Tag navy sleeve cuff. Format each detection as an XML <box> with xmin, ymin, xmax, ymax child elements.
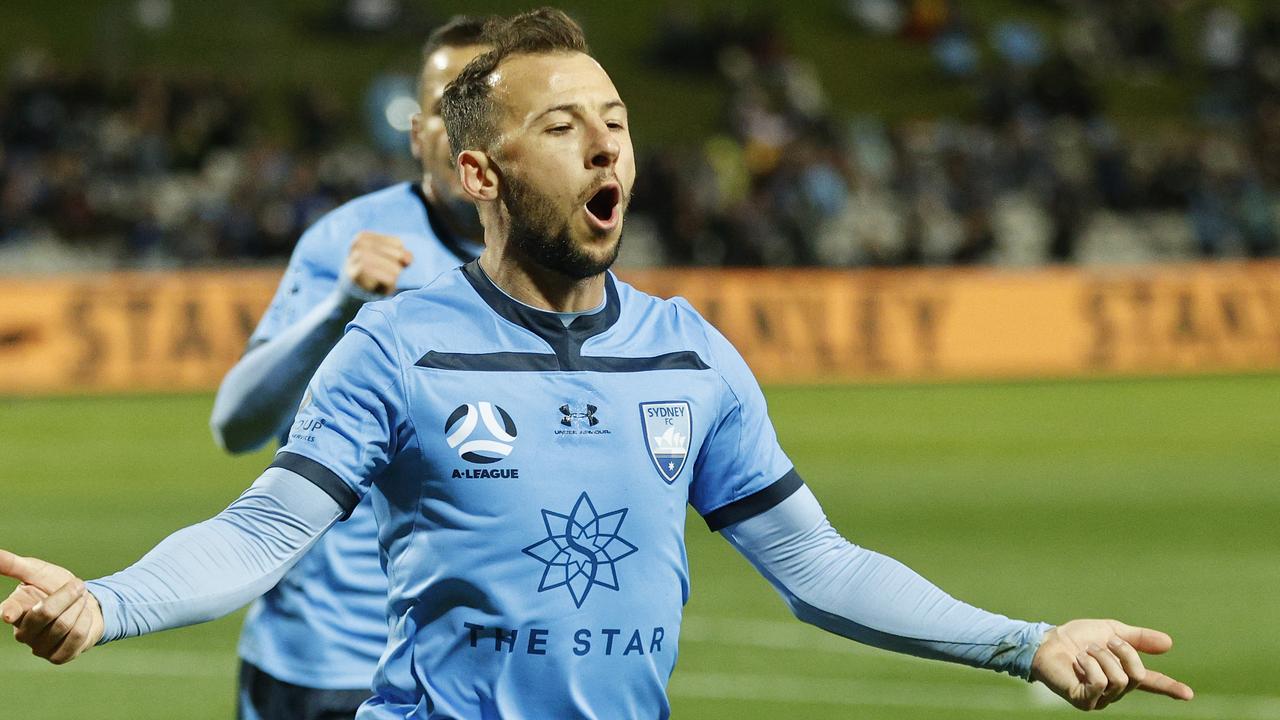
<box><xmin>703</xmin><ymin>468</ymin><xmax>804</xmax><ymax>532</ymax></box>
<box><xmin>269</xmin><ymin>451</ymin><xmax>361</xmax><ymax>520</ymax></box>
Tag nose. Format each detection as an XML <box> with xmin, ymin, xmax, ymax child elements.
<box><xmin>586</xmin><ymin>119</ymin><xmax>619</xmax><ymax>169</ymax></box>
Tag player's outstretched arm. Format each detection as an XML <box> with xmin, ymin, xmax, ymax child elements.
<box><xmin>0</xmin><ymin>468</ymin><xmax>343</xmax><ymax>664</ymax></box>
<box><xmin>1030</xmin><ymin>619</ymin><xmax>1193</xmax><ymax>711</ymax></box>
<box><xmin>210</xmin><ymin>231</ymin><xmax>412</xmax><ymax>453</ymax></box>
<box><xmin>720</xmin><ymin>484</ymin><xmax>1192</xmax><ymax>711</ymax></box>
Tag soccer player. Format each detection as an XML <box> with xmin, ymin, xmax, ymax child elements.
<box><xmin>1</xmin><ymin>8</ymin><xmax>1193</xmax><ymax>718</ymax></box>
<box><xmin>207</xmin><ymin>15</ymin><xmax>489</xmax><ymax>720</ymax></box>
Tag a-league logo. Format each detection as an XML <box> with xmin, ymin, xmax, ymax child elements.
<box><xmin>445</xmin><ymin>402</ymin><xmax>518</xmax><ymax>464</ymax></box>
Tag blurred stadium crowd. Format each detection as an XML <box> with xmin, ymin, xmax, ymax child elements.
<box><xmin>0</xmin><ymin>52</ymin><xmax>408</xmax><ymax>270</ymax></box>
<box><xmin>3</xmin><ymin>0</ymin><xmax>1280</xmax><ymax>271</ymax></box>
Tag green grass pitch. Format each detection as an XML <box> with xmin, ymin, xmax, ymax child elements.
<box><xmin>1</xmin><ymin>375</ymin><xmax>1276</xmax><ymax>719</ymax></box>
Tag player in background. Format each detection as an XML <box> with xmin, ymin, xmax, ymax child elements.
<box><xmin>206</xmin><ymin>15</ymin><xmax>490</xmax><ymax>720</ymax></box>
<box><xmin>1</xmin><ymin>8</ymin><xmax>1193</xmax><ymax>719</ymax></box>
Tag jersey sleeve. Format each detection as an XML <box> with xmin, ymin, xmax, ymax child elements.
<box><xmin>268</xmin><ymin>305</ymin><xmax>407</xmax><ymax>519</ymax></box>
<box><xmin>688</xmin><ymin>318</ymin><xmax>800</xmax><ymax>531</ymax></box>
<box><xmin>248</xmin><ymin>216</ymin><xmax>348</xmax><ymax>347</ymax></box>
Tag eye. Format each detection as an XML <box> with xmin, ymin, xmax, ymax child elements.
<box><xmin>607</xmin><ymin>121</ymin><xmax>626</xmax><ymax>131</ymax></box>
<box><xmin>546</xmin><ymin>124</ymin><xmax>572</xmax><ymax>135</ymax></box>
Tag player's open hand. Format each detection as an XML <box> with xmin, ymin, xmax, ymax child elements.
<box><xmin>0</xmin><ymin>549</ymin><xmax>103</xmax><ymax>664</ymax></box>
<box><xmin>1031</xmin><ymin>618</ymin><xmax>1193</xmax><ymax>711</ymax></box>
<box><xmin>345</xmin><ymin>231</ymin><xmax>414</xmax><ymax>296</ymax></box>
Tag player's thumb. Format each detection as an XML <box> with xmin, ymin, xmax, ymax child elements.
<box><xmin>0</xmin><ymin>550</ymin><xmax>72</xmax><ymax>593</ymax></box>
<box><xmin>400</xmin><ymin>249</ymin><xmax>414</xmax><ymax>267</ymax></box>
<box><xmin>1115</xmin><ymin>623</ymin><xmax>1174</xmax><ymax>654</ymax></box>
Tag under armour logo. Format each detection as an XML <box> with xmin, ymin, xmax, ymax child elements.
<box><xmin>560</xmin><ymin>403</ymin><xmax>599</xmax><ymax>427</ymax></box>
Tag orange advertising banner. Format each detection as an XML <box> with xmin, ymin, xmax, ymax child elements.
<box><xmin>0</xmin><ymin>269</ymin><xmax>279</xmax><ymax>394</ymax></box>
<box><xmin>1</xmin><ymin>262</ymin><xmax>1278</xmax><ymax>394</ymax></box>
<box><xmin>624</xmin><ymin>262</ymin><xmax>1280</xmax><ymax>382</ymax></box>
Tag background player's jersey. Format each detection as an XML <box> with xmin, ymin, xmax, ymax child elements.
<box><xmin>274</xmin><ymin>262</ymin><xmax>797</xmax><ymax>718</ymax></box>
<box><xmin>237</xmin><ymin>182</ymin><xmax>478</xmax><ymax>690</ymax></box>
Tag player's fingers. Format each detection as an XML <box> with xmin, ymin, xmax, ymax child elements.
<box><xmin>353</xmin><ymin>229</ymin><xmax>399</xmax><ymax>244</ymax></box>
<box><xmin>1111</xmin><ymin>623</ymin><xmax>1173</xmax><ymax>655</ymax></box>
<box><xmin>351</xmin><ymin>230</ymin><xmax>389</xmax><ymax>249</ymax></box>
<box><xmin>0</xmin><ymin>550</ymin><xmax>70</xmax><ymax>592</ymax></box>
<box><xmin>363</xmin><ymin>241</ymin><xmax>408</xmax><ymax>265</ymax></box>
<box><xmin>360</xmin><ymin>235</ymin><xmax>412</xmax><ymax>269</ymax></box>
<box><xmin>367</xmin><ymin>272</ymin><xmax>401</xmax><ymax>296</ymax></box>
<box><xmin>1071</xmin><ymin>655</ymin><xmax>1086</xmax><ymax>683</ymax></box>
<box><xmin>1067</xmin><ymin>657</ymin><xmax>1090</xmax><ymax>709</ymax></box>
<box><xmin>7</xmin><ymin>584</ymin><xmax>45</xmax><ymax>617</ymax></box>
<box><xmin>43</xmin><ymin>598</ymin><xmax>93</xmax><ymax>664</ymax></box>
<box><xmin>373</xmin><ymin>239</ymin><xmax>410</xmax><ymax>264</ymax></box>
<box><xmin>30</xmin><ymin>595</ymin><xmax>86</xmax><ymax>661</ymax></box>
<box><xmin>350</xmin><ymin>271</ymin><xmax>398</xmax><ymax>296</ymax></box>
<box><xmin>1107</xmin><ymin>637</ymin><xmax>1147</xmax><ymax>696</ymax></box>
<box><xmin>15</xmin><ymin>578</ymin><xmax>83</xmax><ymax>642</ymax></box>
<box><xmin>349</xmin><ymin>246</ymin><xmax>400</xmax><ymax>274</ymax></box>
<box><xmin>1</xmin><ymin>584</ymin><xmax>46</xmax><ymax>624</ymax></box>
<box><xmin>1136</xmin><ymin>670</ymin><xmax>1195</xmax><ymax>701</ymax></box>
<box><xmin>1076</xmin><ymin>650</ymin><xmax>1108</xmax><ymax>710</ymax></box>
<box><xmin>355</xmin><ymin>232</ymin><xmax>407</xmax><ymax>259</ymax></box>
<box><xmin>369</xmin><ymin>253</ymin><xmax>408</xmax><ymax>278</ymax></box>
<box><xmin>355</xmin><ymin>253</ymin><xmax>404</xmax><ymax>284</ymax></box>
<box><xmin>349</xmin><ymin>244</ymin><xmax>404</xmax><ymax>271</ymax></box>
<box><xmin>0</xmin><ymin>549</ymin><xmax>28</xmax><ymax>581</ymax></box>
<box><xmin>1086</xmin><ymin>642</ymin><xmax>1130</xmax><ymax>704</ymax></box>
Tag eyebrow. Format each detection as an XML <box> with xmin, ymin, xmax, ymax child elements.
<box><xmin>533</xmin><ymin>100</ymin><xmax>627</xmax><ymax>122</ymax></box>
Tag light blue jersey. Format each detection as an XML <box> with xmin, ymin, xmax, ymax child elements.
<box><xmin>238</xmin><ymin>182</ymin><xmax>479</xmax><ymax>690</ymax></box>
<box><xmin>272</xmin><ymin>262</ymin><xmax>798</xmax><ymax>718</ymax></box>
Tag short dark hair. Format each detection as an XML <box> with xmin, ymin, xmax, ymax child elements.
<box><xmin>417</xmin><ymin>15</ymin><xmax>491</xmax><ymax>101</ymax></box>
<box><xmin>440</xmin><ymin>7</ymin><xmax>590</xmax><ymax>161</ymax></box>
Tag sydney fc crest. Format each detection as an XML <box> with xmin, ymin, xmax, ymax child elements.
<box><xmin>639</xmin><ymin>401</ymin><xmax>691</xmax><ymax>484</ymax></box>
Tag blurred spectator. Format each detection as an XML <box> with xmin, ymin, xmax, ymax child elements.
<box><xmin>901</xmin><ymin>0</ymin><xmax>951</xmax><ymax>43</ymax></box>
<box><xmin>632</xmin><ymin>0</ymin><xmax>1280</xmax><ymax>267</ymax></box>
<box><xmin>4</xmin><ymin>1</ymin><xmax>1280</xmax><ymax>271</ymax></box>
<box><xmin>0</xmin><ymin>46</ymin><xmax>412</xmax><ymax>268</ymax></box>
<box><xmin>339</xmin><ymin>0</ymin><xmax>403</xmax><ymax>33</ymax></box>
<box><xmin>846</xmin><ymin>0</ymin><xmax>904</xmax><ymax>36</ymax></box>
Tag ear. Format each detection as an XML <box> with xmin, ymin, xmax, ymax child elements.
<box><xmin>408</xmin><ymin>113</ymin><xmax>424</xmax><ymax>160</ymax></box>
<box><xmin>458</xmin><ymin>150</ymin><xmax>500</xmax><ymax>202</ymax></box>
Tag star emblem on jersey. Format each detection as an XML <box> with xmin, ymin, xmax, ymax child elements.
<box><xmin>522</xmin><ymin>492</ymin><xmax>638</xmax><ymax>608</ymax></box>
<box><xmin>638</xmin><ymin>401</ymin><xmax>691</xmax><ymax>484</ymax></box>
<box><xmin>445</xmin><ymin>402</ymin><xmax>518</xmax><ymax>464</ymax></box>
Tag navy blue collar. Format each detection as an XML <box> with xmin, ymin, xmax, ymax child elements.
<box><xmin>460</xmin><ymin>260</ymin><xmax>621</xmax><ymax>366</ymax></box>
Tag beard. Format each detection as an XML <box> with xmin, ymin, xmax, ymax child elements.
<box><xmin>499</xmin><ymin>170</ymin><xmax>623</xmax><ymax>281</ymax></box>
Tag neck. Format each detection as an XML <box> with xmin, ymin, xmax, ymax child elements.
<box><xmin>477</xmin><ymin>245</ymin><xmax>606</xmax><ymax>313</ymax></box>
<box><xmin>419</xmin><ymin>177</ymin><xmax>478</xmax><ymax>243</ymax></box>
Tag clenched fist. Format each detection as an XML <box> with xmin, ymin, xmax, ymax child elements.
<box><xmin>344</xmin><ymin>231</ymin><xmax>414</xmax><ymax>296</ymax></box>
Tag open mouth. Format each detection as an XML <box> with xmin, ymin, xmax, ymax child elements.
<box><xmin>583</xmin><ymin>183</ymin><xmax>621</xmax><ymax>231</ymax></box>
